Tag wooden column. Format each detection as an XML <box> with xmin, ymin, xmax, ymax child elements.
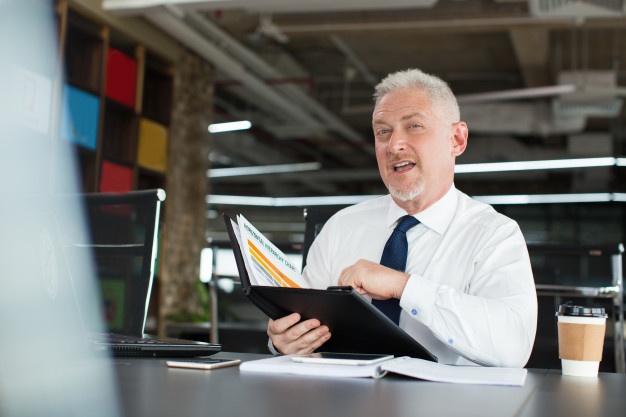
<box><xmin>158</xmin><ymin>49</ymin><xmax>213</xmax><ymax>336</ymax></box>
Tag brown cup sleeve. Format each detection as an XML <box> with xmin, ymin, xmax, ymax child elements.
<box><xmin>558</xmin><ymin>322</ymin><xmax>606</xmax><ymax>361</ymax></box>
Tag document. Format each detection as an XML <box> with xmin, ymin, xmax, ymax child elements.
<box><xmin>233</xmin><ymin>215</ymin><xmax>308</xmax><ymax>288</ymax></box>
<box><xmin>239</xmin><ymin>355</ymin><xmax>528</xmax><ymax>387</ymax></box>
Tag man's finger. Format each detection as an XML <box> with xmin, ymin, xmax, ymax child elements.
<box><xmin>268</xmin><ymin>313</ymin><xmax>301</xmax><ymax>335</ymax></box>
<box><xmin>295</xmin><ymin>328</ymin><xmax>331</xmax><ymax>354</ymax></box>
<box><xmin>286</xmin><ymin>319</ymin><xmax>322</xmax><ymax>341</ymax></box>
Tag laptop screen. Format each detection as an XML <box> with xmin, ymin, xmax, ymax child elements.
<box><xmin>62</xmin><ymin>190</ymin><xmax>164</xmax><ymax>336</ymax></box>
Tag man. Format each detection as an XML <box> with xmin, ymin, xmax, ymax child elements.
<box><xmin>267</xmin><ymin>68</ymin><xmax>537</xmax><ymax>367</ymax></box>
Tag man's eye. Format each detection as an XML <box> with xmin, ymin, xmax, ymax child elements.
<box><xmin>377</xmin><ymin>129</ymin><xmax>390</xmax><ymax>135</ymax></box>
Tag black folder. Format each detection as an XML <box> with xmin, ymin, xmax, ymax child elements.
<box><xmin>223</xmin><ymin>214</ymin><xmax>437</xmax><ymax>361</ymax></box>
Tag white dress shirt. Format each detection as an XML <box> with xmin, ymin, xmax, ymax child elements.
<box><xmin>303</xmin><ymin>185</ymin><xmax>537</xmax><ymax>367</ymax></box>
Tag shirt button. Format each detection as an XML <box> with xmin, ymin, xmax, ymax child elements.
<box><xmin>411</xmin><ymin>308</ymin><xmax>418</xmax><ymax>316</ymax></box>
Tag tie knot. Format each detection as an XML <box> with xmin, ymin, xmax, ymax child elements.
<box><xmin>395</xmin><ymin>215</ymin><xmax>419</xmax><ymax>233</ymax></box>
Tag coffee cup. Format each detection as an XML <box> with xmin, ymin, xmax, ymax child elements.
<box><xmin>556</xmin><ymin>303</ymin><xmax>607</xmax><ymax>377</ymax></box>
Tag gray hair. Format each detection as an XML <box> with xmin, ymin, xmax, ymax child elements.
<box><xmin>373</xmin><ymin>68</ymin><xmax>460</xmax><ymax>122</ymax></box>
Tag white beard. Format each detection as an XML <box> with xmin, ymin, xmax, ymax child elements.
<box><xmin>388</xmin><ymin>182</ymin><xmax>425</xmax><ymax>202</ymax></box>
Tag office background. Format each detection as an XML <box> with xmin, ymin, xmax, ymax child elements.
<box><xmin>56</xmin><ymin>0</ymin><xmax>625</xmax><ymax>370</ymax></box>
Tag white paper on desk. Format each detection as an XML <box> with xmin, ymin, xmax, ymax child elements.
<box><xmin>380</xmin><ymin>357</ymin><xmax>528</xmax><ymax>387</ymax></box>
<box><xmin>240</xmin><ymin>355</ymin><xmax>527</xmax><ymax>386</ymax></box>
<box><xmin>239</xmin><ymin>354</ymin><xmax>388</xmax><ymax>378</ymax></box>
<box><xmin>236</xmin><ymin>214</ymin><xmax>308</xmax><ymax>288</ymax></box>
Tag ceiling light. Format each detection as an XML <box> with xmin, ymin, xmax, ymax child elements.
<box><xmin>208</xmin><ymin>120</ymin><xmax>251</xmax><ymax>133</ymax></box>
<box><xmin>208</xmin><ymin>162</ymin><xmax>321</xmax><ymax>178</ymax></box>
<box><xmin>207</xmin><ymin>192</ymin><xmax>626</xmax><ymax>207</ymax></box>
<box><xmin>455</xmin><ymin>157</ymin><xmax>618</xmax><ymax>174</ymax></box>
<box><xmin>206</xmin><ymin>194</ymin><xmax>378</xmax><ymax>207</ymax></box>
<box><xmin>473</xmin><ymin>193</ymin><xmax>615</xmax><ymax>205</ymax></box>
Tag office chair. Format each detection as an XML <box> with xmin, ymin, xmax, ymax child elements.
<box><xmin>302</xmin><ymin>208</ymin><xmax>334</xmax><ymax>270</ymax></box>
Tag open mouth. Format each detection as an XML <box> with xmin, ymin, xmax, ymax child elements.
<box><xmin>393</xmin><ymin>161</ymin><xmax>415</xmax><ymax>172</ymax></box>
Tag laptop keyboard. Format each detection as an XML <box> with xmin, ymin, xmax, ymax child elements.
<box><xmin>95</xmin><ymin>333</ymin><xmax>167</xmax><ymax>344</ymax></box>
<box><xmin>89</xmin><ymin>332</ymin><xmax>221</xmax><ymax>357</ymax></box>
<box><xmin>113</xmin><ymin>334</ymin><xmax>166</xmax><ymax>344</ymax></box>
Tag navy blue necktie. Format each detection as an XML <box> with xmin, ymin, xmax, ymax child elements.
<box><xmin>372</xmin><ymin>215</ymin><xmax>420</xmax><ymax>324</ymax></box>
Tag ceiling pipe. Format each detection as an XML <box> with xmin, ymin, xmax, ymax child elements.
<box><xmin>277</xmin><ymin>16</ymin><xmax>584</xmax><ymax>34</ymax></box>
<box><xmin>147</xmin><ymin>6</ymin><xmax>326</xmax><ymax>132</ymax></box>
<box><xmin>182</xmin><ymin>9</ymin><xmax>368</xmax><ymax>147</ymax></box>
<box><xmin>457</xmin><ymin>84</ymin><xmax>577</xmax><ymax>104</ymax></box>
<box><xmin>329</xmin><ymin>35</ymin><xmax>378</xmax><ymax>86</ymax></box>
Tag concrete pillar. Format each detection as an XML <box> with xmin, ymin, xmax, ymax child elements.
<box><xmin>158</xmin><ymin>49</ymin><xmax>213</xmax><ymax>336</ymax></box>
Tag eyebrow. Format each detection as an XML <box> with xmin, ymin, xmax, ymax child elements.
<box><xmin>373</xmin><ymin>112</ymin><xmax>424</xmax><ymax>125</ymax></box>
<box><xmin>401</xmin><ymin>112</ymin><xmax>423</xmax><ymax>121</ymax></box>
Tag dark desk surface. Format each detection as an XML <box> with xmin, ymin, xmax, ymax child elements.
<box><xmin>111</xmin><ymin>352</ymin><xmax>626</xmax><ymax>417</ymax></box>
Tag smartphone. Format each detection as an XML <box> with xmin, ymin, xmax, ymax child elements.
<box><xmin>166</xmin><ymin>358</ymin><xmax>241</xmax><ymax>370</ymax></box>
<box><xmin>291</xmin><ymin>352</ymin><xmax>393</xmax><ymax>366</ymax></box>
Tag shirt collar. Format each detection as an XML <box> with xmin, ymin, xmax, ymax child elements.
<box><xmin>386</xmin><ymin>184</ymin><xmax>457</xmax><ymax>235</ymax></box>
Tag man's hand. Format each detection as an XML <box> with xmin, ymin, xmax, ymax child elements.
<box><xmin>338</xmin><ymin>259</ymin><xmax>410</xmax><ymax>300</ymax></box>
<box><xmin>267</xmin><ymin>313</ymin><xmax>331</xmax><ymax>355</ymax></box>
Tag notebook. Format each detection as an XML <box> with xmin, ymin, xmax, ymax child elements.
<box><xmin>57</xmin><ymin>190</ymin><xmax>220</xmax><ymax>357</ymax></box>
<box><xmin>223</xmin><ymin>213</ymin><xmax>436</xmax><ymax>361</ymax></box>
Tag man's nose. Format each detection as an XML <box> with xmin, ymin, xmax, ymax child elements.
<box><xmin>387</xmin><ymin>130</ymin><xmax>407</xmax><ymax>152</ymax></box>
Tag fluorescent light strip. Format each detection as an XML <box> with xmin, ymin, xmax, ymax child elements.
<box><xmin>473</xmin><ymin>193</ymin><xmax>614</xmax><ymax>205</ymax></box>
<box><xmin>208</xmin><ymin>193</ymin><xmax>626</xmax><ymax>207</ymax></box>
<box><xmin>455</xmin><ymin>157</ymin><xmax>617</xmax><ymax>174</ymax></box>
<box><xmin>208</xmin><ymin>162</ymin><xmax>321</xmax><ymax>178</ymax></box>
<box><xmin>208</xmin><ymin>120</ymin><xmax>251</xmax><ymax>133</ymax></box>
<box><xmin>206</xmin><ymin>194</ymin><xmax>379</xmax><ymax>207</ymax></box>
<box><xmin>208</xmin><ymin>157</ymin><xmax>626</xmax><ymax>177</ymax></box>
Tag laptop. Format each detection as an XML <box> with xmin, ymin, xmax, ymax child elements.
<box><xmin>60</xmin><ymin>189</ymin><xmax>220</xmax><ymax>357</ymax></box>
<box><xmin>223</xmin><ymin>213</ymin><xmax>436</xmax><ymax>361</ymax></box>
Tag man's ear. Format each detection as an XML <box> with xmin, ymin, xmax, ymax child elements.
<box><xmin>451</xmin><ymin>121</ymin><xmax>468</xmax><ymax>157</ymax></box>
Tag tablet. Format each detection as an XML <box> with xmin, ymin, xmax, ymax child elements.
<box><xmin>291</xmin><ymin>352</ymin><xmax>393</xmax><ymax>366</ymax></box>
<box><xmin>223</xmin><ymin>213</ymin><xmax>437</xmax><ymax>361</ymax></box>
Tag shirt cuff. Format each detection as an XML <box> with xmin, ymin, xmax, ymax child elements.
<box><xmin>399</xmin><ymin>274</ymin><xmax>438</xmax><ymax>325</ymax></box>
<box><xmin>267</xmin><ymin>338</ymin><xmax>281</xmax><ymax>355</ymax></box>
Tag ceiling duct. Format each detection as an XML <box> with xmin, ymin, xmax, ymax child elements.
<box><xmin>461</xmin><ymin>102</ymin><xmax>587</xmax><ymax>136</ymax></box>
<box><xmin>552</xmin><ymin>71</ymin><xmax>624</xmax><ymax>118</ymax></box>
<box><xmin>553</xmin><ymin>98</ymin><xmax>623</xmax><ymax>118</ymax></box>
<box><xmin>529</xmin><ymin>0</ymin><xmax>626</xmax><ymax>17</ymax></box>
<box><xmin>458</xmin><ymin>69</ymin><xmax>625</xmax><ymax>135</ymax></box>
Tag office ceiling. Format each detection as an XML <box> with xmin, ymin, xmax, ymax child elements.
<box><xmin>104</xmin><ymin>0</ymin><xmax>626</xmax><ymax>239</ymax></box>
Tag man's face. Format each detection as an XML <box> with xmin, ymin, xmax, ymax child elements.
<box><xmin>372</xmin><ymin>87</ymin><xmax>467</xmax><ymax>209</ymax></box>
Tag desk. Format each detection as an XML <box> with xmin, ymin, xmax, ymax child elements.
<box><xmin>165</xmin><ymin>321</ymin><xmax>269</xmax><ymax>353</ymax></box>
<box><xmin>112</xmin><ymin>352</ymin><xmax>626</xmax><ymax>417</ymax></box>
